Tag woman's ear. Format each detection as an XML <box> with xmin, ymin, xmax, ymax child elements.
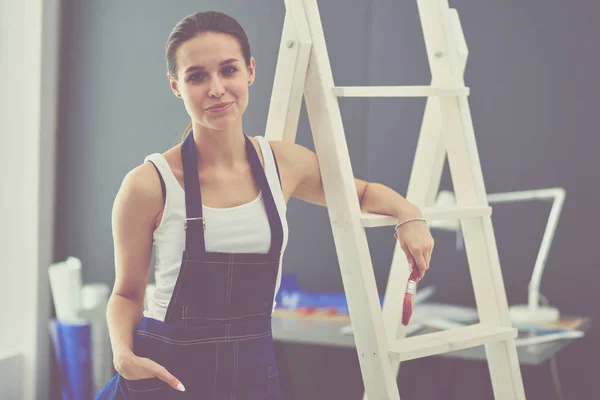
<box><xmin>168</xmin><ymin>73</ymin><xmax>182</xmax><ymax>98</ymax></box>
<box><xmin>247</xmin><ymin>57</ymin><xmax>256</xmax><ymax>86</ymax></box>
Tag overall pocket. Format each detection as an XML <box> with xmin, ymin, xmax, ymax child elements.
<box><xmin>121</xmin><ymin>376</ymin><xmax>168</xmax><ymax>400</ymax></box>
<box><xmin>121</xmin><ymin>328</ymin><xmax>177</xmax><ymax>399</ymax></box>
<box><xmin>235</xmin><ymin>334</ymin><xmax>279</xmax><ymax>398</ymax></box>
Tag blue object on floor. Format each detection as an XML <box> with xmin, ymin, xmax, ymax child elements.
<box><xmin>275</xmin><ymin>273</ymin><xmax>384</xmax><ymax>313</ymax></box>
<box><xmin>49</xmin><ymin>319</ymin><xmax>94</xmax><ymax>400</ymax></box>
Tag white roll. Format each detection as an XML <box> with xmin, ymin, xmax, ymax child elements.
<box><xmin>48</xmin><ymin>257</ymin><xmax>83</xmax><ymax>322</ymax></box>
<box><xmin>80</xmin><ymin>283</ymin><xmax>112</xmax><ymax>393</ymax></box>
<box><xmin>81</xmin><ymin>283</ymin><xmax>110</xmax><ymax>310</ymax></box>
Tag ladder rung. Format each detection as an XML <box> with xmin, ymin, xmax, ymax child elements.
<box><xmin>332</xmin><ymin>85</ymin><xmax>469</xmax><ymax>98</ymax></box>
<box><xmin>360</xmin><ymin>205</ymin><xmax>491</xmax><ymax>228</ymax></box>
<box><xmin>388</xmin><ymin>323</ymin><xmax>517</xmax><ymax>362</ymax></box>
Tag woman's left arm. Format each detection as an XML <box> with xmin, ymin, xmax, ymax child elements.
<box><xmin>270</xmin><ymin>140</ymin><xmax>434</xmax><ymax>279</ymax></box>
<box><xmin>358</xmin><ymin>182</ymin><xmax>434</xmax><ymax>279</ymax></box>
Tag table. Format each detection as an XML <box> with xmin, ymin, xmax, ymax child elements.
<box><xmin>271</xmin><ymin>309</ymin><xmax>592</xmax><ymax>399</ymax></box>
<box><xmin>272</xmin><ymin>310</ymin><xmax>591</xmax><ymax>365</ymax></box>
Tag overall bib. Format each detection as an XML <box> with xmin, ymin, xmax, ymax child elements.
<box><xmin>95</xmin><ymin>132</ymin><xmax>284</xmax><ymax>400</ymax></box>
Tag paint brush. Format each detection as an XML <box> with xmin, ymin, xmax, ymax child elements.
<box><xmin>402</xmin><ymin>266</ymin><xmax>420</xmax><ymax>326</ymax></box>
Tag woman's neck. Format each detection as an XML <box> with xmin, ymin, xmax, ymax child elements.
<box><xmin>192</xmin><ymin>124</ymin><xmax>247</xmax><ymax>169</ymax></box>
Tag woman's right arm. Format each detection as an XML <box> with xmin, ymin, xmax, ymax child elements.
<box><xmin>107</xmin><ymin>163</ymin><xmax>184</xmax><ymax>391</ymax></box>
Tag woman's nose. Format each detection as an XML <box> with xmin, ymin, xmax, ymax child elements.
<box><xmin>208</xmin><ymin>76</ymin><xmax>225</xmax><ymax>98</ymax></box>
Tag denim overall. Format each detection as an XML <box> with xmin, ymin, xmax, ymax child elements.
<box><xmin>95</xmin><ymin>132</ymin><xmax>284</xmax><ymax>400</ymax></box>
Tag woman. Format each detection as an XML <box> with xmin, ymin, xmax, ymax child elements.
<box><xmin>95</xmin><ymin>10</ymin><xmax>434</xmax><ymax>400</ymax></box>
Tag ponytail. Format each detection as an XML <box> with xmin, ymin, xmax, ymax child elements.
<box><xmin>181</xmin><ymin>122</ymin><xmax>192</xmax><ymax>141</ymax></box>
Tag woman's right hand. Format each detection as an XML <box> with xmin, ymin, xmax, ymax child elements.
<box><xmin>115</xmin><ymin>351</ymin><xmax>185</xmax><ymax>392</ymax></box>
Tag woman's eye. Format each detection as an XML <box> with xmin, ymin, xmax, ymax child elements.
<box><xmin>189</xmin><ymin>72</ymin><xmax>205</xmax><ymax>82</ymax></box>
<box><xmin>222</xmin><ymin>66</ymin><xmax>237</xmax><ymax>75</ymax></box>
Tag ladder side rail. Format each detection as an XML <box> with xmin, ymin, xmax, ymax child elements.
<box><xmin>265</xmin><ymin>0</ymin><xmax>312</xmax><ymax>142</ymax></box>
<box><xmin>418</xmin><ymin>1</ymin><xmax>526</xmax><ymax>398</ymax></box>
<box><xmin>375</xmin><ymin>7</ymin><xmax>472</xmax><ymax>400</ymax></box>
<box><xmin>301</xmin><ymin>0</ymin><xmax>401</xmax><ymax>399</ymax></box>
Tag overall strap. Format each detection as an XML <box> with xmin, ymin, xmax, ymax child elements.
<box><xmin>181</xmin><ymin>132</ymin><xmax>206</xmax><ymax>256</ymax></box>
<box><xmin>244</xmin><ymin>136</ymin><xmax>284</xmax><ymax>257</ymax></box>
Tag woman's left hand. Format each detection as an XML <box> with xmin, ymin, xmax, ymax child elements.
<box><xmin>395</xmin><ymin>209</ymin><xmax>435</xmax><ymax>280</ymax></box>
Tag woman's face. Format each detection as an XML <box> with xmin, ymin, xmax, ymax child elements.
<box><xmin>169</xmin><ymin>32</ymin><xmax>255</xmax><ymax>132</ymax></box>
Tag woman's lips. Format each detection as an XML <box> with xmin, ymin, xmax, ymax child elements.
<box><xmin>207</xmin><ymin>102</ymin><xmax>234</xmax><ymax>112</ymax></box>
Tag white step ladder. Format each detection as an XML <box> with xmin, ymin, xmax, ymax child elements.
<box><xmin>265</xmin><ymin>1</ymin><xmax>526</xmax><ymax>399</ymax></box>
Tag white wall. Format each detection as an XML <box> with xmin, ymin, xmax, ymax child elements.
<box><xmin>0</xmin><ymin>352</ymin><xmax>23</xmax><ymax>400</ymax></box>
<box><xmin>0</xmin><ymin>0</ymin><xmax>61</xmax><ymax>398</ymax></box>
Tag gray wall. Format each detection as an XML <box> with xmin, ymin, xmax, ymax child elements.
<box><xmin>55</xmin><ymin>0</ymin><xmax>599</xmax><ymax>399</ymax></box>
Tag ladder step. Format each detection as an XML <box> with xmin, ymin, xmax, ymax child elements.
<box><xmin>388</xmin><ymin>323</ymin><xmax>517</xmax><ymax>362</ymax></box>
<box><xmin>332</xmin><ymin>85</ymin><xmax>469</xmax><ymax>98</ymax></box>
<box><xmin>360</xmin><ymin>205</ymin><xmax>491</xmax><ymax>228</ymax></box>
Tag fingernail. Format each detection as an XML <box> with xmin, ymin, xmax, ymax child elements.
<box><xmin>177</xmin><ymin>383</ymin><xmax>186</xmax><ymax>392</ymax></box>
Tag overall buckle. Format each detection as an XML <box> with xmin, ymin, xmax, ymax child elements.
<box><xmin>184</xmin><ymin>217</ymin><xmax>206</xmax><ymax>230</ymax></box>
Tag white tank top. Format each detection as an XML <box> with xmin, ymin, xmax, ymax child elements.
<box><xmin>142</xmin><ymin>136</ymin><xmax>288</xmax><ymax>322</ymax></box>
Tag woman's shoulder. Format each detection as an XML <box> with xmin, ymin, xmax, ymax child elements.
<box><xmin>116</xmin><ymin>144</ymin><xmax>181</xmax><ymax>209</ymax></box>
<box><xmin>117</xmin><ymin>163</ymin><xmax>163</xmax><ymax>210</ymax></box>
<box><xmin>160</xmin><ymin>144</ymin><xmax>184</xmax><ymax>173</ymax></box>
<box><xmin>263</xmin><ymin>138</ymin><xmax>321</xmax><ymax>200</ymax></box>
<box><xmin>267</xmin><ymin>139</ymin><xmax>317</xmax><ymax>171</ymax></box>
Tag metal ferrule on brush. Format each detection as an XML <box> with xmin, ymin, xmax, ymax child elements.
<box><xmin>405</xmin><ymin>280</ymin><xmax>417</xmax><ymax>295</ymax></box>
